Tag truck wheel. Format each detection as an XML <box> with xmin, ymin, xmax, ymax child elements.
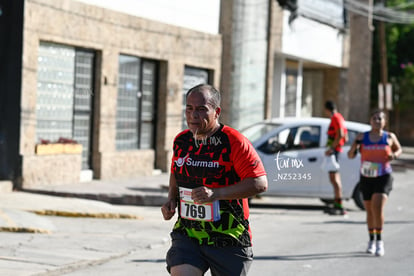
<box><xmin>352</xmin><ymin>183</ymin><xmax>365</xmax><ymax>210</ymax></box>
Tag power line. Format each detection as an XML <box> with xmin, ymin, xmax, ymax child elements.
<box><xmin>284</xmin><ymin>0</ymin><xmax>414</xmax><ymax>26</ymax></box>
<box><xmin>392</xmin><ymin>1</ymin><xmax>414</xmax><ymax>10</ymax></box>
<box><xmin>344</xmin><ymin>0</ymin><xmax>414</xmax><ymax>24</ymax></box>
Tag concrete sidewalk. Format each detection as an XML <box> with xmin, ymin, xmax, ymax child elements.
<box><xmin>22</xmin><ymin>173</ymin><xmax>170</xmax><ymax>206</ymax></box>
<box><xmin>0</xmin><ymin>173</ymin><xmax>170</xmax><ymax>233</ymax></box>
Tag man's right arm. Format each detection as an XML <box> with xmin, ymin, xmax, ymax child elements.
<box><xmin>347</xmin><ymin>132</ymin><xmax>363</xmax><ymax>159</ymax></box>
<box><xmin>161</xmin><ymin>173</ymin><xmax>178</xmax><ymax>220</ymax></box>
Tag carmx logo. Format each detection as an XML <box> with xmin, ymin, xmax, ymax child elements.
<box><xmin>175</xmin><ymin>154</ymin><xmax>190</xmax><ymax>167</ymax></box>
<box><xmin>193</xmin><ymin>129</ymin><xmax>222</xmax><ymax>148</ymax></box>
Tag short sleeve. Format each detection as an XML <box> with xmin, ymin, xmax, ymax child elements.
<box><xmin>227</xmin><ymin>129</ymin><xmax>267</xmax><ymax>180</ymax></box>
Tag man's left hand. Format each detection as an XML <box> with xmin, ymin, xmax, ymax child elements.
<box><xmin>191</xmin><ymin>186</ymin><xmax>215</xmax><ymax>203</ymax></box>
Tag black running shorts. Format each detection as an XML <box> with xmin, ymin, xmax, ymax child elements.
<box><xmin>359</xmin><ymin>174</ymin><xmax>393</xmax><ymax>201</ymax></box>
<box><xmin>166</xmin><ymin>231</ymin><xmax>253</xmax><ymax>276</ymax></box>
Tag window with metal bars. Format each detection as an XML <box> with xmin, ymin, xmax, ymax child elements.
<box><xmin>116</xmin><ymin>55</ymin><xmax>157</xmax><ymax>150</ymax></box>
<box><xmin>36</xmin><ymin>42</ymin><xmax>94</xmax><ymax>170</ymax></box>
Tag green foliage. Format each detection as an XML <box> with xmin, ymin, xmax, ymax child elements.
<box><xmin>371</xmin><ymin>0</ymin><xmax>414</xmax><ymax>110</ymax></box>
<box><xmin>391</xmin><ymin>63</ymin><xmax>414</xmax><ymax>111</ymax></box>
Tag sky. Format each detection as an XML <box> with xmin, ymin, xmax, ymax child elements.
<box><xmin>75</xmin><ymin>0</ymin><xmax>221</xmax><ymax>34</ymax></box>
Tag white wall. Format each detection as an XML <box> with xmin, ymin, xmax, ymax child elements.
<box><xmin>281</xmin><ymin>11</ymin><xmax>344</xmax><ymax>67</ymax></box>
<box><xmin>74</xmin><ymin>0</ymin><xmax>220</xmax><ymax>34</ymax></box>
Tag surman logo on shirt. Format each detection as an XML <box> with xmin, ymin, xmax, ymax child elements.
<box><xmin>175</xmin><ymin>153</ymin><xmax>219</xmax><ymax>168</ymax></box>
<box><xmin>175</xmin><ymin>154</ymin><xmax>190</xmax><ymax>167</ymax></box>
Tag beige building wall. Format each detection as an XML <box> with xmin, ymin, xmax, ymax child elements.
<box><xmin>221</xmin><ymin>0</ymin><xmax>348</xmax><ymax>123</ymax></box>
<box><xmin>345</xmin><ymin>1</ymin><xmax>373</xmax><ymax>122</ymax></box>
<box><xmin>20</xmin><ymin>0</ymin><xmax>221</xmax><ymax>187</ymax></box>
<box><xmin>323</xmin><ymin>68</ymin><xmax>341</xmax><ymax>107</ymax></box>
<box><xmin>264</xmin><ymin>1</ymin><xmax>284</xmax><ymax>119</ymax></box>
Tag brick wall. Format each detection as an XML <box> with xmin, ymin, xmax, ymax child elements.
<box><xmin>19</xmin><ymin>0</ymin><xmax>222</xmax><ymax>187</ymax></box>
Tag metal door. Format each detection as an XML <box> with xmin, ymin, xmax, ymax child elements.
<box><xmin>73</xmin><ymin>50</ymin><xmax>94</xmax><ymax>170</ymax></box>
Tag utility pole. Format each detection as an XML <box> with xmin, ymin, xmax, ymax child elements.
<box><xmin>378</xmin><ymin>0</ymin><xmax>390</xmax><ymax>129</ymax></box>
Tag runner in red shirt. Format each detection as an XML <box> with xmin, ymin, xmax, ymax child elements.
<box><xmin>324</xmin><ymin>100</ymin><xmax>348</xmax><ymax>215</ymax></box>
<box><xmin>161</xmin><ymin>84</ymin><xmax>268</xmax><ymax>275</ymax></box>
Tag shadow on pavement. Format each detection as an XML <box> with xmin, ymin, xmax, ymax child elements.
<box><xmin>254</xmin><ymin>251</ymin><xmax>371</xmax><ymax>261</ymax></box>
<box><xmin>130</xmin><ymin>258</ymin><xmax>165</xmax><ymax>263</ymax></box>
<box><xmin>322</xmin><ymin>220</ymin><xmax>414</xmax><ymax>225</ymax></box>
<box><xmin>250</xmin><ymin>202</ymin><xmax>327</xmax><ymax>211</ymax></box>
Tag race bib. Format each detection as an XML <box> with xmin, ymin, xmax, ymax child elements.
<box><xmin>361</xmin><ymin>161</ymin><xmax>381</xmax><ymax>177</ymax></box>
<box><xmin>179</xmin><ymin>187</ymin><xmax>220</xmax><ymax>222</ymax></box>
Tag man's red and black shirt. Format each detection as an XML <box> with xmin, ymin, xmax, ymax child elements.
<box><xmin>170</xmin><ymin>124</ymin><xmax>266</xmax><ymax>247</ymax></box>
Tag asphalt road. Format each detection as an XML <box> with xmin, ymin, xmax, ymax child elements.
<box><xmin>1</xmin><ymin>167</ymin><xmax>413</xmax><ymax>276</ymax></box>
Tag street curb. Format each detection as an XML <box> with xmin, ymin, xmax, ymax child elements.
<box><xmin>0</xmin><ymin>208</ymin><xmax>141</xmax><ymax>234</ymax></box>
<box><xmin>31</xmin><ymin>210</ymin><xmax>142</xmax><ymax>219</ymax></box>
<box><xmin>0</xmin><ymin>208</ymin><xmax>55</xmax><ymax>234</ymax></box>
<box><xmin>0</xmin><ymin>192</ymin><xmax>148</xmax><ymax>233</ymax></box>
<box><xmin>0</xmin><ymin>226</ymin><xmax>50</xmax><ymax>234</ymax></box>
<box><xmin>22</xmin><ymin>189</ymin><xmax>167</xmax><ymax>207</ymax></box>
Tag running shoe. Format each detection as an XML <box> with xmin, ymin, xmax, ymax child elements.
<box><xmin>375</xmin><ymin>240</ymin><xmax>385</xmax><ymax>256</ymax></box>
<box><xmin>366</xmin><ymin>240</ymin><xmax>376</xmax><ymax>254</ymax></box>
<box><xmin>326</xmin><ymin>207</ymin><xmax>347</xmax><ymax>216</ymax></box>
